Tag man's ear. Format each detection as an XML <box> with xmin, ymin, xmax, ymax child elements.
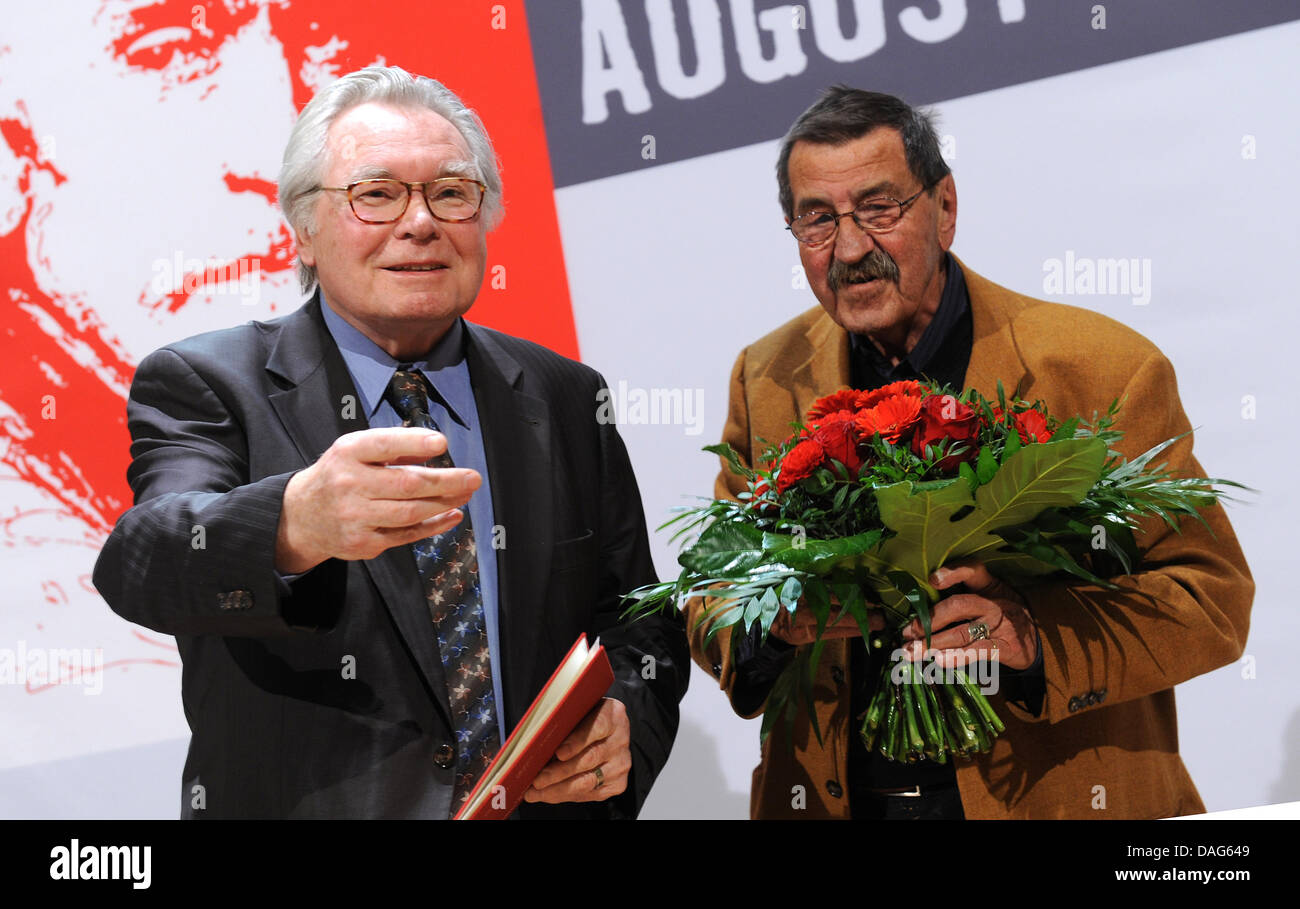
<box><xmin>294</xmin><ymin>221</ymin><xmax>316</xmax><ymax>268</ymax></box>
<box><xmin>936</xmin><ymin>174</ymin><xmax>957</xmax><ymax>251</ymax></box>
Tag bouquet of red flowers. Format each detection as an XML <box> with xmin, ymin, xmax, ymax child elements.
<box><xmin>623</xmin><ymin>379</ymin><xmax>1241</xmax><ymax>763</ymax></box>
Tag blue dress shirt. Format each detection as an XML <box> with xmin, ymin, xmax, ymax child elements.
<box><xmin>320</xmin><ymin>294</ymin><xmax>505</xmax><ymax>742</ymax></box>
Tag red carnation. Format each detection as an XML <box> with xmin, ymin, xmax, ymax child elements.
<box><xmin>1012</xmin><ymin>409</ymin><xmax>1052</xmax><ymax>444</ymax></box>
<box><xmin>810</xmin><ymin>413</ymin><xmax>862</xmax><ymax>474</ymax></box>
<box><xmin>992</xmin><ymin>406</ymin><xmax>1052</xmax><ymax>445</ymax></box>
<box><xmin>776</xmin><ymin>439</ymin><xmax>828</xmax><ymax>493</ymax></box>
<box><xmin>806</xmin><ymin>408</ymin><xmax>857</xmax><ymax>431</ymax></box>
<box><xmin>807</xmin><ymin>389</ymin><xmax>865</xmax><ymax>421</ymax></box>
<box><xmin>854</xmin><ymin>394</ymin><xmax>923</xmax><ymax>444</ymax></box>
<box><xmin>911</xmin><ymin>394</ymin><xmax>980</xmax><ymax>471</ymax></box>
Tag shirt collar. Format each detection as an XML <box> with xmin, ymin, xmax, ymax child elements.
<box><xmin>319</xmin><ymin>291</ymin><xmax>470</xmax><ymax>428</ymax></box>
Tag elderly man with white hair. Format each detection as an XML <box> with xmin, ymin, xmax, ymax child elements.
<box><xmin>94</xmin><ymin>65</ymin><xmax>688</xmax><ymax>819</ymax></box>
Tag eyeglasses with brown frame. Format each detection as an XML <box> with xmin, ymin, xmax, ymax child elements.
<box><xmin>317</xmin><ymin>177</ymin><xmax>488</xmax><ymax>224</ymax></box>
<box><xmin>786</xmin><ymin>180</ymin><xmax>939</xmax><ymax>246</ymax></box>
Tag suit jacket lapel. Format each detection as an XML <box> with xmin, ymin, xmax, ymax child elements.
<box><xmin>265</xmin><ymin>293</ymin><xmax>367</xmax><ymax>463</ymax></box>
<box><xmin>463</xmin><ymin>324</ymin><xmax>553</xmax><ymax>730</ymax></box>
<box><xmin>793</xmin><ymin>310</ymin><xmax>852</xmax><ymax>417</ymax></box>
<box><xmin>264</xmin><ymin>293</ymin><xmax>453</xmax><ymax>727</ymax></box>
<box><xmin>955</xmin><ymin>257</ymin><xmax>1029</xmax><ymax>399</ymax></box>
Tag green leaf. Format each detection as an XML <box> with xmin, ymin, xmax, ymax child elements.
<box><xmin>754</xmin><ymin>586</ymin><xmax>779</xmax><ymax>633</ymax></box>
<box><xmin>976</xmin><ymin>446</ymin><xmax>999</xmax><ymax>485</ymax></box>
<box><xmin>678</xmin><ymin>522</ymin><xmax>765</xmax><ymax>574</ymax></box>
<box><xmin>802</xmin><ymin>575</ymin><xmax>831</xmax><ymax>617</ymax></box>
<box><xmin>1051</xmin><ymin>416</ymin><xmax>1079</xmax><ymax>441</ymax></box>
<box><xmin>696</xmin><ymin>597</ymin><xmax>745</xmax><ymax>648</ymax></box>
<box><xmin>838</xmin><ymin>588</ymin><xmax>876</xmax><ymax>641</ymax></box>
<box><xmin>777</xmin><ymin>576</ymin><xmax>803</xmax><ymax>610</ymax></box>
<box><xmin>759</xmin><ymin>662</ymin><xmax>796</xmax><ymax>746</ymax></box>
<box><xmin>799</xmin><ymin>647</ymin><xmax>824</xmax><ymax>746</ymax></box>
<box><xmin>760</xmin><ymin>529</ymin><xmax>887</xmax><ymax>574</ymax></box>
<box><xmin>832</xmin><ymin>483</ymin><xmax>849</xmax><ymax>511</ymax></box>
<box><xmin>991</xmin><ymin>528</ymin><xmax>1118</xmax><ymax>588</ymax></box>
<box><xmin>958</xmin><ymin>460</ymin><xmax>978</xmax><ymax>494</ymax></box>
<box><xmin>1001</xmin><ymin>427</ymin><xmax>1022</xmax><ymax>462</ymax></box>
<box><xmin>703</xmin><ymin>442</ymin><xmax>756</xmax><ymax>483</ymax></box>
<box><xmin>1101</xmin><ymin>519</ymin><xmax>1139</xmax><ymax>574</ymax></box>
<box><xmin>872</xmin><ymin>437</ymin><xmax>1107</xmax><ymax>585</ymax></box>
<box><xmin>807</xmin><ymin>584</ymin><xmax>832</xmax><ymax>638</ymax></box>
<box><xmin>888</xmin><ymin>571</ymin><xmax>929</xmax><ymax>645</ymax></box>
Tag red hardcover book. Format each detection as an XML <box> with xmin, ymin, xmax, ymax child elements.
<box><xmin>454</xmin><ymin>634</ymin><xmax>615</xmax><ymax>820</ymax></box>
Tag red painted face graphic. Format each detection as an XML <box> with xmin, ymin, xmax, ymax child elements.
<box><xmin>0</xmin><ymin>1</ymin><xmax>574</xmax><ymax>710</ymax></box>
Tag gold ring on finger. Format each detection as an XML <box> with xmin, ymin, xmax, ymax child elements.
<box><xmin>592</xmin><ymin>765</ymin><xmax>605</xmax><ymax>789</ymax></box>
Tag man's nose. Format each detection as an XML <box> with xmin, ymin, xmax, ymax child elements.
<box><xmin>832</xmin><ymin>212</ymin><xmax>875</xmax><ymax>262</ymax></box>
<box><xmin>395</xmin><ymin>187</ymin><xmax>441</xmax><ymax>239</ymax></box>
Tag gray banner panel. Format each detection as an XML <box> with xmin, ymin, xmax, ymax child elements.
<box><xmin>527</xmin><ymin>0</ymin><xmax>1300</xmax><ymax>187</ymax></box>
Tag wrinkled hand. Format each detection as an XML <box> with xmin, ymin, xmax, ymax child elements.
<box><xmin>275</xmin><ymin>427</ymin><xmax>481</xmax><ymax>574</ymax></box>
<box><xmin>771</xmin><ymin>597</ymin><xmax>884</xmax><ymax>646</ymax></box>
<box><xmin>524</xmin><ymin>697</ymin><xmax>630</xmax><ymax>804</ymax></box>
<box><xmin>900</xmin><ymin>560</ymin><xmax>1038</xmax><ymax>670</ymax></box>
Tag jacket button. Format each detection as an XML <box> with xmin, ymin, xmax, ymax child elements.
<box><xmin>826</xmin><ymin>780</ymin><xmax>843</xmax><ymax>798</ymax></box>
<box><xmin>831</xmin><ymin>666</ymin><xmax>845</xmax><ymax>685</ymax></box>
<box><xmin>1068</xmin><ymin>696</ymin><xmax>1082</xmax><ymax>713</ymax></box>
<box><xmin>1086</xmin><ymin>691</ymin><xmax>1099</xmax><ymax>706</ymax></box>
<box><xmin>217</xmin><ymin>589</ymin><xmax>253</xmax><ymax>611</ymax></box>
<box><xmin>434</xmin><ymin>744</ymin><xmax>455</xmax><ymax>769</ymax></box>
<box><xmin>711</xmin><ymin>663</ymin><xmax>722</xmax><ymax>677</ymax></box>
<box><xmin>1097</xmin><ymin>688</ymin><xmax>1107</xmax><ymax>703</ymax></box>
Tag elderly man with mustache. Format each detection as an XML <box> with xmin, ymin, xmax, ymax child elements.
<box><xmin>688</xmin><ymin>86</ymin><xmax>1253</xmax><ymax>821</ymax></box>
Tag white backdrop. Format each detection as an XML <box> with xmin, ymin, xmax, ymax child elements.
<box><xmin>1</xmin><ymin>14</ymin><xmax>1295</xmax><ymax>819</ymax></box>
<box><xmin>559</xmin><ymin>21</ymin><xmax>1300</xmax><ymax>818</ymax></box>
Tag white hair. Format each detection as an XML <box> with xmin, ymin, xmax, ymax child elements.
<box><xmin>277</xmin><ymin>65</ymin><xmax>504</xmax><ymax>292</ymax></box>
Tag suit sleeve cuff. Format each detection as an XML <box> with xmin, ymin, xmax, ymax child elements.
<box><xmin>730</xmin><ymin>623</ymin><xmax>796</xmax><ymax>716</ymax></box>
<box><xmin>998</xmin><ymin>629</ymin><xmax>1045</xmax><ymax>717</ymax></box>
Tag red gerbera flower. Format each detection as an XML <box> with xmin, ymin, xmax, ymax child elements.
<box><xmin>858</xmin><ymin>380</ymin><xmax>925</xmax><ymax>411</ymax></box>
<box><xmin>854</xmin><ymin>394</ymin><xmax>923</xmax><ymax>444</ymax></box>
<box><xmin>807</xmin><ymin>389</ymin><xmax>865</xmax><ymax>421</ymax></box>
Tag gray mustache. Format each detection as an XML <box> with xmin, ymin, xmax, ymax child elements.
<box><xmin>827</xmin><ymin>249</ymin><xmax>899</xmax><ymax>292</ymax></box>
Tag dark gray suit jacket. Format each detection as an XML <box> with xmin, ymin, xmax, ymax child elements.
<box><xmin>93</xmin><ymin>294</ymin><xmax>688</xmax><ymax>818</ymax></box>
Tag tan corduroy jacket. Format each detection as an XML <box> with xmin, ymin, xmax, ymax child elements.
<box><xmin>689</xmin><ymin>260</ymin><xmax>1254</xmax><ymax>820</ymax></box>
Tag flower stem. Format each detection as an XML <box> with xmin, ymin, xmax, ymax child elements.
<box><xmin>957</xmin><ymin>669</ymin><xmax>1006</xmax><ymax>734</ymax></box>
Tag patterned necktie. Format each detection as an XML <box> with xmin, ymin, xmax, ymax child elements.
<box><xmin>384</xmin><ymin>368</ymin><xmax>500</xmax><ymax>809</ymax></box>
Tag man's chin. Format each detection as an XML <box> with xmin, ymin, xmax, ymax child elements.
<box><xmin>384</xmin><ymin>290</ymin><xmax>476</xmax><ymax>321</ymax></box>
<box><xmin>824</xmin><ymin>282</ymin><xmax>895</xmax><ymax>334</ymax></box>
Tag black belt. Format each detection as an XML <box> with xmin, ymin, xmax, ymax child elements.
<box><xmin>862</xmin><ymin>780</ymin><xmax>958</xmax><ymax>798</ymax></box>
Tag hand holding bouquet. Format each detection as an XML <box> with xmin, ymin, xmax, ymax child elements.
<box><xmin>623</xmin><ymin>379</ymin><xmax>1242</xmax><ymax>762</ymax></box>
